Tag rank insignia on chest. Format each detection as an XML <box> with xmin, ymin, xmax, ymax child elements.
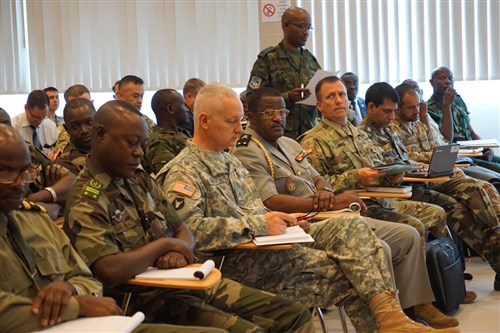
<box><xmin>295</xmin><ymin>146</ymin><xmax>312</xmax><ymax>162</ymax></box>
<box><xmin>249</xmin><ymin>76</ymin><xmax>262</xmax><ymax>89</ymax></box>
<box><xmin>236</xmin><ymin>134</ymin><xmax>252</xmax><ymax>147</ymax></box>
<box><xmin>111</xmin><ymin>209</ymin><xmax>125</xmax><ymax>222</ymax></box>
<box><xmin>83</xmin><ymin>179</ymin><xmax>103</xmax><ymax>200</ymax></box>
<box><xmin>286</xmin><ymin>177</ymin><xmax>296</xmax><ymax>193</ymax></box>
<box><xmin>172</xmin><ymin>181</ymin><xmax>195</xmax><ymax>197</ymax></box>
<box><xmin>172</xmin><ymin>197</ymin><xmax>185</xmax><ymax>210</ymax></box>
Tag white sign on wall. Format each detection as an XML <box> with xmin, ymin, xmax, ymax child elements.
<box><xmin>261</xmin><ymin>0</ymin><xmax>291</xmax><ymax>23</ymax></box>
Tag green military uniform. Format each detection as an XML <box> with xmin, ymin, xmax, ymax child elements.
<box><xmin>64</xmin><ymin>160</ymin><xmax>313</xmax><ymax>333</ymax></box>
<box><xmin>427</xmin><ymin>94</ymin><xmax>500</xmax><ymax>171</ymax></box>
<box><xmin>247</xmin><ymin>41</ymin><xmax>321</xmax><ymax>139</ymax></box>
<box><xmin>0</xmin><ymin>201</ymin><xmax>228</xmax><ymax>333</ymax></box>
<box><xmin>393</xmin><ymin>117</ymin><xmax>500</xmax><ymax>275</ymax></box>
<box><xmin>56</xmin><ymin>140</ymin><xmax>88</xmax><ymax>175</ymax></box>
<box><xmin>298</xmin><ymin>118</ymin><xmax>447</xmax><ymax>243</ymax></box>
<box><xmin>142</xmin><ymin>125</ymin><xmax>190</xmax><ymax>175</ymax></box>
<box><xmin>157</xmin><ymin>141</ymin><xmax>395</xmax><ymax>333</ymax></box>
<box><xmin>231</xmin><ymin>128</ymin><xmax>435</xmax><ymax>310</ymax></box>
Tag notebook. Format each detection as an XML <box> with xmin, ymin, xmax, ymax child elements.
<box><xmin>406</xmin><ymin>144</ymin><xmax>459</xmax><ymax>178</ymax></box>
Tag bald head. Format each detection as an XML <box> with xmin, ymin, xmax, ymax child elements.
<box><xmin>282</xmin><ymin>6</ymin><xmax>309</xmax><ymax>23</ymax></box>
<box><xmin>0</xmin><ymin>108</ymin><xmax>11</xmax><ymax>126</ymax></box>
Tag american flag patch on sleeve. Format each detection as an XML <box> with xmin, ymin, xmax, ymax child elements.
<box><xmin>172</xmin><ymin>181</ymin><xmax>196</xmax><ymax>197</ymax></box>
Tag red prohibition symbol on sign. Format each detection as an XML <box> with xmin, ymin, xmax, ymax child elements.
<box><xmin>263</xmin><ymin>3</ymin><xmax>276</xmax><ymax>17</ymax></box>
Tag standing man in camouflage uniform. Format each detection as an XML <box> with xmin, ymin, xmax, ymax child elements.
<box><xmin>56</xmin><ymin>98</ymin><xmax>95</xmax><ymax>175</ymax></box>
<box><xmin>247</xmin><ymin>6</ymin><xmax>320</xmax><ymax>139</ymax></box>
<box><xmin>298</xmin><ymin>77</ymin><xmax>447</xmax><ymax>245</ymax></box>
<box><xmin>156</xmin><ymin>83</ymin><xmax>459</xmax><ymax>333</ymax></box>
<box><xmin>0</xmin><ymin>124</ymin><xmax>228</xmax><ymax>333</ymax></box>
<box><xmin>427</xmin><ymin>66</ymin><xmax>500</xmax><ymax>171</ymax></box>
<box><xmin>393</xmin><ymin>84</ymin><xmax>500</xmax><ymax>291</ymax></box>
<box><xmin>64</xmin><ymin>100</ymin><xmax>314</xmax><ymax>333</ymax></box>
<box><xmin>231</xmin><ymin>87</ymin><xmax>458</xmax><ymax>329</ymax></box>
<box><xmin>143</xmin><ymin>89</ymin><xmax>191</xmax><ymax>175</ymax></box>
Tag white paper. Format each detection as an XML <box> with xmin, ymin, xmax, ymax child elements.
<box><xmin>135</xmin><ymin>260</ymin><xmax>215</xmax><ymax>280</ymax></box>
<box><xmin>33</xmin><ymin>311</ymin><xmax>145</xmax><ymax>333</ymax></box>
<box><xmin>366</xmin><ymin>186</ymin><xmax>413</xmax><ymax>194</ymax></box>
<box><xmin>253</xmin><ymin>226</ymin><xmax>314</xmax><ymax>246</ymax></box>
<box><xmin>296</xmin><ymin>69</ymin><xmax>341</xmax><ymax>106</ymax></box>
<box><xmin>457</xmin><ymin>139</ymin><xmax>499</xmax><ymax>148</ymax></box>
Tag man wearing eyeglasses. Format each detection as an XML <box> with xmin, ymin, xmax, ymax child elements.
<box><xmin>12</xmin><ymin>90</ymin><xmax>58</xmax><ymax>156</ymax></box>
<box><xmin>246</xmin><ymin>6</ymin><xmax>320</xmax><ymax>139</ymax></box>
<box><xmin>231</xmin><ymin>87</ymin><xmax>459</xmax><ymax>329</ymax></box>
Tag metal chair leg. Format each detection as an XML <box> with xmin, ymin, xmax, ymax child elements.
<box><xmin>121</xmin><ymin>292</ymin><xmax>132</xmax><ymax>315</ymax></box>
<box><xmin>338</xmin><ymin>305</ymin><xmax>349</xmax><ymax>333</ymax></box>
<box><xmin>315</xmin><ymin>307</ymin><xmax>328</xmax><ymax>333</ymax></box>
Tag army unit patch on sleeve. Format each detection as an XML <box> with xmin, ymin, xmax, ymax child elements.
<box><xmin>249</xmin><ymin>76</ymin><xmax>262</xmax><ymax>89</ymax></box>
<box><xmin>172</xmin><ymin>181</ymin><xmax>195</xmax><ymax>197</ymax></box>
<box><xmin>295</xmin><ymin>146</ymin><xmax>312</xmax><ymax>162</ymax></box>
<box><xmin>83</xmin><ymin>179</ymin><xmax>103</xmax><ymax>200</ymax></box>
<box><xmin>172</xmin><ymin>197</ymin><xmax>185</xmax><ymax>210</ymax></box>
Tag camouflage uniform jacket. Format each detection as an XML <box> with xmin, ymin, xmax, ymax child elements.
<box><xmin>358</xmin><ymin>118</ymin><xmax>417</xmax><ymax>166</ymax></box>
<box><xmin>247</xmin><ymin>41</ymin><xmax>321</xmax><ymax>138</ymax></box>
<box><xmin>427</xmin><ymin>94</ymin><xmax>472</xmax><ymax>142</ymax></box>
<box><xmin>392</xmin><ymin>118</ymin><xmax>434</xmax><ymax>163</ymax></box>
<box><xmin>56</xmin><ymin>140</ymin><xmax>88</xmax><ymax>175</ymax></box>
<box><xmin>1</xmin><ymin>202</ymin><xmax>102</xmax><ymax>332</ymax></box>
<box><xmin>64</xmin><ymin>159</ymin><xmax>178</xmax><ymax>267</ymax></box>
<box><xmin>143</xmin><ymin>126</ymin><xmax>190</xmax><ymax>175</ymax></box>
<box><xmin>231</xmin><ymin>128</ymin><xmax>319</xmax><ymax>202</ymax></box>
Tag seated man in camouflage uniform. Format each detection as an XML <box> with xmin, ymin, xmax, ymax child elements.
<box><xmin>156</xmin><ymin>83</ymin><xmax>459</xmax><ymax>333</ymax></box>
<box><xmin>179</xmin><ymin>78</ymin><xmax>206</xmax><ymax>136</ymax></box>
<box><xmin>56</xmin><ymin>98</ymin><xmax>95</xmax><ymax>175</ymax></box>
<box><xmin>232</xmin><ymin>87</ymin><xmax>458</xmax><ymax>329</ymax></box>
<box><xmin>0</xmin><ymin>124</ymin><xmax>227</xmax><ymax>333</ymax></box>
<box><xmin>64</xmin><ymin>100</ymin><xmax>314</xmax><ymax>333</ymax></box>
<box><xmin>143</xmin><ymin>89</ymin><xmax>191</xmax><ymax>175</ymax></box>
<box><xmin>298</xmin><ymin>77</ymin><xmax>447</xmax><ymax>247</ymax></box>
<box><xmin>393</xmin><ymin>83</ymin><xmax>500</xmax><ymax>291</ymax></box>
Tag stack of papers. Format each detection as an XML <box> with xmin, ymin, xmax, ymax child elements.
<box><xmin>366</xmin><ymin>185</ymin><xmax>412</xmax><ymax>194</ymax></box>
<box><xmin>372</xmin><ymin>163</ymin><xmax>421</xmax><ymax>175</ymax></box>
<box><xmin>457</xmin><ymin>139</ymin><xmax>499</xmax><ymax>148</ymax></box>
<box><xmin>458</xmin><ymin>148</ymin><xmax>483</xmax><ymax>154</ymax></box>
<box><xmin>253</xmin><ymin>226</ymin><xmax>314</xmax><ymax>246</ymax></box>
<box><xmin>33</xmin><ymin>312</ymin><xmax>145</xmax><ymax>333</ymax></box>
<box><xmin>135</xmin><ymin>260</ymin><xmax>215</xmax><ymax>280</ymax></box>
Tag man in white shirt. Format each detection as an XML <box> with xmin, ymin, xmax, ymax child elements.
<box><xmin>12</xmin><ymin>90</ymin><xmax>57</xmax><ymax>156</ymax></box>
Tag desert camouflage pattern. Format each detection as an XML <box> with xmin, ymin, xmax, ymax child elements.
<box><xmin>56</xmin><ymin>140</ymin><xmax>87</xmax><ymax>175</ymax></box>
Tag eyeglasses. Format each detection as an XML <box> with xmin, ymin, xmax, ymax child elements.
<box><xmin>257</xmin><ymin>109</ymin><xmax>290</xmax><ymax>119</ymax></box>
<box><xmin>27</xmin><ymin>108</ymin><xmax>47</xmax><ymax>122</ymax></box>
<box><xmin>0</xmin><ymin>168</ymin><xmax>39</xmax><ymax>185</ymax></box>
<box><xmin>296</xmin><ymin>208</ymin><xmax>321</xmax><ymax>222</ymax></box>
<box><xmin>288</xmin><ymin>22</ymin><xmax>313</xmax><ymax>32</ymax></box>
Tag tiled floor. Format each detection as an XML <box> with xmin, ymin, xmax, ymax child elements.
<box><xmin>313</xmin><ymin>257</ymin><xmax>500</xmax><ymax>332</ymax></box>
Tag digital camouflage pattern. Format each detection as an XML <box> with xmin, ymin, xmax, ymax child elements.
<box><xmin>142</xmin><ymin>125</ymin><xmax>190</xmax><ymax>175</ymax></box>
<box><xmin>393</xmin><ymin>117</ymin><xmax>500</xmax><ymax>274</ymax></box>
<box><xmin>247</xmin><ymin>41</ymin><xmax>321</xmax><ymax>139</ymax></box>
<box><xmin>298</xmin><ymin>118</ymin><xmax>447</xmax><ymax>245</ymax></box>
<box><xmin>157</xmin><ymin>141</ymin><xmax>397</xmax><ymax>333</ymax></box>
<box><xmin>56</xmin><ymin>140</ymin><xmax>88</xmax><ymax>175</ymax></box>
<box><xmin>64</xmin><ymin>160</ymin><xmax>313</xmax><ymax>333</ymax></box>
<box><xmin>427</xmin><ymin>94</ymin><xmax>472</xmax><ymax>142</ymax></box>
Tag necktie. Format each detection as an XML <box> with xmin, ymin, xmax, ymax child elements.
<box><xmin>30</xmin><ymin>125</ymin><xmax>42</xmax><ymax>150</ymax></box>
<box><xmin>6</xmin><ymin>215</ymin><xmax>37</xmax><ymax>276</ymax></box>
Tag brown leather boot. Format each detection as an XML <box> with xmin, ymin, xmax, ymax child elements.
<box><xmin>415</xmin><ymin>303</ymin><xmax>459</xmax><ymax>328</ymax></box>
<box><xmin>369</xmin><ymin>289</ymin><xmax>461</xmax><ymax>333</ymax></box>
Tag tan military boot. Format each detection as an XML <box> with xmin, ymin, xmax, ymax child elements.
<box><xmin>369</xmin><ymin>289</ymin><xmax>460</xmax><ymax>333</ymax></box>
<box><xmin>414</xmin><ymin>303</ymin><xmax>459</xmax><ymax>328</ymax></box>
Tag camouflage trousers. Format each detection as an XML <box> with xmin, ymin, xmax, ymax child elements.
<box><xmin>363</xmin><ymin>197</ymin><xmax>447</xmax><ymax>252</ymax></box>
<box><xmin>428</xmin><ymin>176</ymin><xmax>500</xmax><ymax>273</ymax></box>
<box><xmin>219</xmin><ymin>215</ymin><xmax>392</xmax><ymax>333</ymax></box>
<box><xmin>126</xmin><ymin>278</ymin><xmax>314</xmax><ymax>333</ymax></box>
<box><xmin>133</xmin><ymin>323</ymin><xmax>227</xmax><ymax>333</ymax></box>
<box><xmin>461</xmin><ymin>165</ymin><xmax>500</xmax><ymax>192</ymax></box>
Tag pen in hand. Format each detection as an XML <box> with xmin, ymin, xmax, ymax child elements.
<box><xmin>300</xmin><ymin>83</ymin><xmax>304</xmax><ymax>99</ymax></box>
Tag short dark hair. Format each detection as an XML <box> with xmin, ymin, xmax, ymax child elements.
<box><xmin>112</xmin><ymin>80</ymin><xmax>121</xmax><ymax>93</ymax></box>
<box><xmin>315</xmin><ymin>76</ymin><xmax>344</xmax><ymax>101</ymax></box>
<box><xmin>151</xmin><ymin>89</ymin><xmax>179</xmax><ymax>118</ymax></box>
<box><xmin>26</xmin><ymin>90</ymin><xmax>50</xmax><ymax>109</ymax></box>
<box><xmin>365</xmin><ymin>82</ymin><xmax>399</xmax><ymax>107</ymax></box>
<box><xmin>64</xmin><ymin>84</ymin><xmax>90</xmax><ymax>102</ymax></box>
<box><xmin>63</xmin><ymin>98</ymin><xmax>96</xmax><ymax>122</ymax></box>
<box><xmin>394</xmin><ymin>84</ymin><xmax>417</xmax><ymax>107</ymax></box>
<box><xmin>183</xmin><ymin>78</ymin><xmax>206</xmax><ymax>96</ymax></box>
<box><xmin>247</xmin><ymin>87</ymin><xmax>282</xmax><ymax>113</ymax></box>
<box><xmin>43</xmin><ymin>86</ymin><xmax>58</xmax><ymax>93</ymax></box>
<box><xmin>119</xmin><ymin>75</ymin><xmax>144</xmax><ymax>90</ymax></box>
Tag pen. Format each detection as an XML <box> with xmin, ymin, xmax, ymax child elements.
<box><xmin>300</xmin><ymin>83</ymin><xmax>304</xmax><ymax>99</ymax></box>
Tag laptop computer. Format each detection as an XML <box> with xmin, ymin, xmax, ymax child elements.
<box><xmin>406</xmin><ymin>144</ymin><xmax>460</xmax><ymax>178</ymax></box>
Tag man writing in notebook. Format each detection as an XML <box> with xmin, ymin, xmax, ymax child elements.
<box><xmin>63</xmin><ymin>100</ymin><xmax>314</xmax><ymax>333</ymax></box>
<box><xmin>157</xmin><ymin>83</ymin><xmax>459</xmax><ymax>333</ymax></box>
<box><xmin>0</xmin><ymin>124</ymin><xmax>227</xmax><ymax>333</ymax></box>
<box><xmin>231</xmin><ymin>87</ymin><xmax>458</xmax><ymax>329</ymax></box>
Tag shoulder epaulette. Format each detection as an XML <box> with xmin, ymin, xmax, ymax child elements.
<box><xmin>258</xmin><ymin>46</ymin><xmax>276</xmax><ymax>58</ymax></box>
<box><xmin>236</xmin><ymin>134</ymin><xmax>252</xmax><ymax>147</ymax></box>
<box><xmin>82</xmin><ymin>179</ymin><xmax>103</xmax><ymax>200</ymax></box>
<box><xmin>20</xmin><ymin>200</ymin><xmax>47</xmax><ymax>213</ymax></box>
